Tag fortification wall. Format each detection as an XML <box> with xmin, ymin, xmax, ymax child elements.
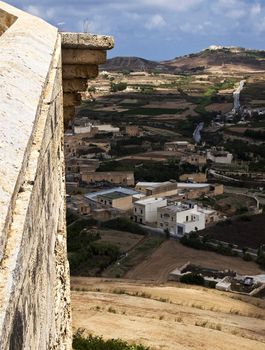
<box><xmin>0</xmin><ymin>3</ymin><xmax>71</xmax><ymax>349</ymax></box>
<box><xmin>0</xmin><ymin>3</ymin><xmax>113</xmax><ymax>348</ymax></box>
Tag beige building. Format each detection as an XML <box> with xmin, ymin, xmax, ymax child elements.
<box><xmin>164</xmin><ymin>141</ymin><xmax>194</xmax><ymax>152</ymax></box>
<box><xmin>125</xmin><ymin>125</ymin><xmax>140</xmax><ymax>136</ymax></box>
<box><xmin>179</xmin><ymin>172</ymin><xmax>207</xmax><ymax>183</ymax></box>
<box><xmin>135</xmin><ymin>181</ymin><xmax>178</xmax><ymax>197</ymax></box>
<box><xmin>181</xmin><ymin>153</ymin><xmax>207</xmax><ymax>166</ymax></box>
<box><xmin>82</xmin><ymin>171</ymin><xmax>135</xmax><ymax>186</ymax></box>
<box><xmin>97</xmin><ymin>191</ymin><xmax>133</xmax><ymax>210</ymax></box>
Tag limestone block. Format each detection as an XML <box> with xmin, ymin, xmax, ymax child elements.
<box><xmin>62</xmin><ymin>64</ymin><xmax>98</xmax><ymax>79</ymax></box>
<box><xmin>62</xmin><ymin>49</ymin><xmax>106</xmax><ymax>65</ymax></box>
<box><xmin>63</xmin><ymin>93</ymin><xmax>81</xmax><ymax>107</ymax></box>
<box><xmin>61</xmin><ymin>32</ymin><xmax>114</xmax><ymax>50</ymax></box>
<box><xmin>63</xmin><ymin>79</ymin><xmax>88</xmax><ymax>93</ymax></box>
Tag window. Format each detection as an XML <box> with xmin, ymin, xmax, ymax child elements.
<box><xmin>134</xmin><ymin>208</ymin><xmax>137</xmax><ymax>212</ymax></box>
<box><xmin>171</xmin><ymin>217</ymin><xmax>174</xmax><ymax>221</ymax></box>
<box><xmin>160</xmin><ymin>223</ymin><xmax>163</xmax><ymax>227</ymax></box>
<box><xmin>178</xmin><ymin>226</ymin><xmax>184</xmax><ymax>235</ymax></box>
<box><xmin>186</xmin><ymin>216</ymin><xmax>189</xmax><ymax>222</ymax></box>
<box><xmin>160</xmin><ymin>214</ymin><xmax>163</xmax><ymax>218</ymax></box>
<box><xmin>141</xmin><ymin>209</ymin><xmax>143</xmax><ymax>214</ymax></box>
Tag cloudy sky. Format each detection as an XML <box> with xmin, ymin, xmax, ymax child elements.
<box><xmin>8</xmin><ymin>0</ymin><xmax>265</xmax><ymax>60</ymax></box>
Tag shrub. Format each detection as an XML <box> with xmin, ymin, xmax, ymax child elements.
<box><xmin>73</xmin><ymin>334</ymin><xmax>150</xmax><ymax>350</ymax></box>
<box><xmin>243</xmin><ymin>253</ymin><xmax>253</xmax><ymax>261</ymax></box>
<box><xmin>101</xmin><ymin>217</ymin><xmax>147</xmax><ymax>235</ymax></box>
<box><xmin>110</xmin><ymin>82</ymin><xmax>127</xmax><ymax>92</ymax></box>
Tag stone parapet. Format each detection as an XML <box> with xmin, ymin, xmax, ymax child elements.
<box><xmin>0</xmin><ymin>3</ymin><xmax>114</xmax><ymax>349</ymax></box>
<box><xmin>61</xmin><ymin>32</ymin><xmax>114</xmax><ymax>125</ymax></box>
<box><xmin>0</xmin><ymin>2</ymin><xmax>72</xmax><ymax>349</ymax></box>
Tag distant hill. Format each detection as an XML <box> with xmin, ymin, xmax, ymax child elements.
<box><xmin>100</xmin><ymin>56</ymin><xmax>173</xmax><ymax>73</ymax></box>
<box><xmin>101</xmin><ymin>46</ymin><xmax>265</xmax><ymax>73</ymax></box>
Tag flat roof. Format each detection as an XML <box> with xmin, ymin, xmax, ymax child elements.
<box><xmin>177</xmin><ymin>183</ymin><xmax>209</xmax><ymax>189</ymax></box>
<box><xmin>135</xmin><ymin>197</ymin><xmax>166</xmax><ymax>205</ymax></box>
<box><xmin>85</xmin><ymin>187</ymin><xmax>138</xmax><ymax>202</ymax></box>
<box><xmin>99</xmin><ymin>191</ymin><xmax>131</xmax><ymax>200</ymax></box>
<box><xmin>160</xmin><ymin>204</ymin><xmax>193</xmax><ymax>213</ymax></box>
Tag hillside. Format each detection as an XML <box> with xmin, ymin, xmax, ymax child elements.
<box><xmin>71</xmin><ymin>277</ymin><xmax>265</xmax><ymax>350</ymax></box>
<box><xmin>102</xmin><ymin>46</ymin><xmax>265</xmax><ymax>73</ymax></box>
<box><xmin>101</xmin><ymin>56</ymin><xmax>171</xmax><ymax>72</ymax></box>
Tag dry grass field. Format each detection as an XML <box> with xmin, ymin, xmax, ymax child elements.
<box><xmin>125</xmin><ymin>240</ymin><xmax>263</xmax><ymax>282</ymax></box>
<box><xmin>98</xmin><ymin>229</ymin><xmax>143</xmax><ymax>252</ymax></box>
<box><xmin>71</xmin><ymin>277</ymin><xmax>265</xmax><ymax>350</ymax></box>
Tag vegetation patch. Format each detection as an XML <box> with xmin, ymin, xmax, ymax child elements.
<box><xmin>101</xmin><ymin>217</ymin><xmax>147</xmax><ymax>235</ymax></box>
<box><xmin>73</xmin><ymin>334</ymin><xmax>149</xmax><ymax>350</ymax></box>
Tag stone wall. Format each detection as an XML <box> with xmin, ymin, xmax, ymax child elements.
<box><xmin>0</xmin><ymin>2</ymin><xmax>113</xmax><ymax>349</ymax></box>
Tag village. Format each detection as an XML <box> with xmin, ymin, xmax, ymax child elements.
<box><xmin>65</xmin><ymin>90</ymin><xmax>265</xmax><ymax>297</ymax></box>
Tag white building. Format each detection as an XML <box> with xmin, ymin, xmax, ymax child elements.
<box><xmin>73</xmin><ymin>123</ymin><xmax>120</xmax><ymax>134</ymax></box>
<box><xmin>157</xmin><ymin>203</ymin><xmax>205</xmax><ymax>237</ymax></box>
<box><xmin>207</xmin><ymin>149</ymin><xmax>233</xmax><ymax>164</ymax></box>
<box><xmin>96</xmin><ymin>124</ymin><xmax>120</xmax><ymax>133</ymax></box>
<box><xmin>134</xmin><ymin>197</ymin><xmax>167</xmax><ymax>225</ymax></box>
<box><xmin>74</xmin><ymin>124</ymin><xmax>92</xmax><ymax>134</ymax></box>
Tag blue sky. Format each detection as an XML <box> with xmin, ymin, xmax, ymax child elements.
<box><xmin>8</xmin><ymin>0</ymin><xmax>265</xmax><ymax>60</ymax></box>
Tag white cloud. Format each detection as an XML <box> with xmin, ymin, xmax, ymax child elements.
<box><xmin>142</xmin><ymin>0</ymin><xmax>205</xmax><ymax>11</ymax></box>
<box><xmin>145</xmin><ymin>14</ymin><xmax>166</xmax><ymax>30</ymax></box>
<box><xmin>225</xmin><ymin>8</ymin><xmax>246</xmax><ymax>19</ymax></box>
<box><xmin>25</xmin><ymin>5</ymin><xmax>41</xmax><ymax>17</ymax></box>
<box><xmin>180</xmin><ymin>21</ymin><xmax>212</xmax><ymax>34</ymax></box>
<box><xmin>251</xmin><ymin>3</ymin><xmax>262</xmax><ymax>16</ymax></box>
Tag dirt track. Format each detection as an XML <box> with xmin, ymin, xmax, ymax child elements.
<box><xmin>71</xmin><ymin>277</ymin><xmax>265</xmax><ymax>350</ymax></box>
<box><xmin>125</xmin><ymin>240</ymin><xmax>263</xmax><ymax>282</ymax></box>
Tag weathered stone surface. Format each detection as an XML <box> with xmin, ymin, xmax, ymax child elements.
<box><xmin>0</xmin><ymin>0</ymin><xmax>58</xmax><ymax>260</ymax></box>
<box><xmin>63</xmin><ymin>92</ymin><xmax>81</xmax><ymax>107</ymax></box>
<box><xmin>62</xmin><ymin>64</ymin><xmax>98</xmax><ymax>79</ymax></box>
<box><xmin>0</xmin><ymin>1</ymin><xmax>114</xmax><ymax>349</ymax></box>
<box><xmin>62</xmin><ymin>48</ymin><xmax>106</xmax><ymax>65</ymax></box>
<box><xmin>0</xmin><ymin>2</ymin><xmax>71</xmax><ymax>349</ymax></box>
<box><xmin>62</xmin><ymin>32</ymin><xmax>114</xmax><ymax>50</ymax></box>
<box><xmin>63</xmin><ymin>78</ymin><xmax>88</xmax><ymax>92</ymax></box>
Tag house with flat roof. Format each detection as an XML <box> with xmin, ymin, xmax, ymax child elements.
<box><xmin>85</xmin><ymin>187</ymin><xmax>139</xmax><ymax>210</ymax></box>
<box><xmin>164</xmin><ymin>141</ymin><xmax>194</xmax><ymax>152</ymax></box>
<box><xmin>207</xmin><ymin>149</ymin><xmax>233</xmax><ymax>164</ymax></box>
<box><xmin>135</xmin><ymin>181</ymin><xmax>178</xmax><ymax>197</ymax></box>
<box><xmin>157</xmin><ymin>203</ymin><xmax>205</xmax><ymax>237</ymax></box>
<box><xmin>134</xmin><ymin>197</ymin><xmax>167</xmax><ymax>225</ymax></box>
<box><xmin>97</xmin><ymin>191</ymin><xmax>133</xmax><ymax>210</ymax></box>
<box><xmin>82</xmin><ymin>171</ymin><xmax>135</xmax><ymax>186</ymax></box>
